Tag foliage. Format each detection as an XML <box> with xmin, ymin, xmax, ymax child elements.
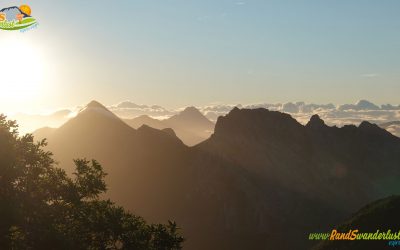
<box><xmin>0</xmin><ymin>114</ymin><xmax>184</xmax><ymax>249</ymax></box>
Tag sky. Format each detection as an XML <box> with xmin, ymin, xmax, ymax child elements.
<box><xmin>0</xmin><ymin>0</ymin><xmax>399</xmax><ymax>114</ymax></box>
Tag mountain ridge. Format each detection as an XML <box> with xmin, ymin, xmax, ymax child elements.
<box><xmin>32</xmin><ymin>101</ymin><xmax>400</xmax><ymax>250</ymax></box>
<box><xmin>124</xmin><ymin>106</ymin><xmax>214</xmax><ymax>146</ymax></box>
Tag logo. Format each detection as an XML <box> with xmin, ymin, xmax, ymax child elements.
<box><xmin>0</xmin><ymin>5</ymin><xmax>38</xmax><ymax>32</ymax></box>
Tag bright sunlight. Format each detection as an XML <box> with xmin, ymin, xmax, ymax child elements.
<box><xmin>0</xmin><ymin>37</ymin><xmax>45</xmax><ymax>102</ymax></box>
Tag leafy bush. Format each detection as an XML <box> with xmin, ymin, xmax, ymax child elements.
<box><xmin>0</xmin><ymin>114</ymin><xmax>184</xmax><ymax>249</ymax></box>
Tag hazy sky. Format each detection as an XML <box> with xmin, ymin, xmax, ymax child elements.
<box><xmin>0</xmin><ymin>0</ymin><xmax>399</xmax><ymax>113</ymax></box>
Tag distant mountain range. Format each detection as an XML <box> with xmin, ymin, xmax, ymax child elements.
<box><xmin>124</xmin><ymin>107</ymin><xmax>214</xmax><ymax>146</ymax></box>
<box><xmin>11</xmin><ymin>100</ymin><xmax>400</xmax><ymax>140</ymax></box>
<box><xmin>32</xmin><ymin>104</ymin><xmax>214</xmax><ymax>146</ymax></box>
<box><xmin>33</xmin><ymin>100</ymin><xmax>400</xmax><ymax>250</ymax></box>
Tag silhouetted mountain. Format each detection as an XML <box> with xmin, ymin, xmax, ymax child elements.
<box><xmin>164</xmin><ymin>107</ymin><xmax>214</xmax><ymax>146</ymax></box>
<box><xmin>36</xmin><ymin>104</ymin><xmax>400</xmax><ymax>250</ymax></box>
<box><xmin>197</xmin><ymin>108</ymin><xmax>400</xmax><ymax>248</ymax></box>
<box><xmin>338</xmin><ymin>100</ymin><xmax>380</xmax><ymax>111</ymax></box>
<box><xmin>201</xmin><ymin>108</ymin><xmax>400</xmax><ymax>205</ymax></box>
<box><xmin>314</xmin><ymin>195</ymin><xmax>400</xmax><ymax>250</ymax></box>
<box><xmin>306</xmin><ymin>114</ymin><xmax>327</xmax><ymax>129</ymax></box>
<box><xmin>124</xmin><ymin>115</ymin><xmax>165</xmax><ymax>130</ymax></box>
<box><xmin>124</xmin><ymin>107</ymin><xmax>214</xmax><ymax>146</ymax></box>
<box><xmin>34</xmin><ymin>101</ymin><xmax>194</xmax><ymax>243</ymax></box>
<box><xmin>168</xmin><ymin>107</ymin><xmax>214</xmax><ymax>128</ymax></box>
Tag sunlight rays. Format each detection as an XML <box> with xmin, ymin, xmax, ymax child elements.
<box><xmin>0</xmin><ymin>37</ymin><xmax>45</xmax><ymax>102</ymax></box>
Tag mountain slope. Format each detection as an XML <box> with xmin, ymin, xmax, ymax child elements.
<box><xmin>195</xmin><ymin>108</ymin><xmax>400</xmax><ymax>248</ymax></box>
<box><xmin>124</xmin><ymin>115</ymin><xmax>165</xmax><ymax>130</ymax></box>
<box><xmin>380</xmin><ymin>121</ymin><xmax>400</xmax><ymax>137</ymax></box>
<box><xmin>166</xmin><ymin>107</ymin><xmax>215</xmax><ymax>129</ymax></box>
<box><xmin>124</xmin><ymin>107</ymin><xmax>214</xmax><ymax>146</ymax></box>
<box><xmin>38</xmin><ymin>101</ymin><xmax>188</xmax><ymax>221</ymax></box>
<box><xmin>198</xmin><ymin>109</ymin><xmax>400</xmax><ymax>209</ymax></box>
<box><xmin>35</xmin><ymin>104</ymin><xmax>400</xmax><ymax>250</ymax></box>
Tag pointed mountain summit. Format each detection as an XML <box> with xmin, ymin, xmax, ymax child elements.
<box><xmin>124</xmin><ymin>107</ymin><xmax>215</xmax><ymax>146</ymax></box>
<box><xmin>167</xmin><ymin>106</ymin><xmax>214</xmax><ymax>128</ymax></box>
<box><xmin>77</xmin><ymin>100</ymin><xmax>120</xmax><ymax>119</ymax></box>
<box><xmin>164</xmin><ymin>107</ymin><xmax>214</xmax><ymax>146</ymax></box>
<box><xmin>338</xmin><ymin>99</ymin><xmax>380</xmax><ymax>111</ymax></box>
<box><xmin>306</xmin><ymin>114</ymin><xmax>327</xmax><ymax>129</ymax></box>
<box><xmin>179</xmin><ymin>107</ymin><xmax>205</xmax><ymax>118</ymax></box>
<box><xmin>359</xmin><ymin>121</ymin><xmax>379</xmax><ymax>130</ymax></box>
<box><xmin>356</xmin><ymin>99</ymin><xmax>380</xmax><ymax>110</ymax></box>
<box><xmin>85</xmin><ymin>100</ymin><xmax>107</xmax><ymax>109</ymax></box>
<box><xmin>48</xmin><ymin>101</ymin><xmax>136</xmax><ymax>156</ymax></box>
<box><xmin>57</xmin><ymin>101</ymin><xmax>135</xmax><ymax>136</ymax></box>
<box><xmin>357</xmin><ymin>120</ymin><xmax>397</xmax><ymax>139</ymax></box>
<box><xmin>37</xmin><ymin>100</ymin><xmax>186</xmax><ymax>174</ymax></box>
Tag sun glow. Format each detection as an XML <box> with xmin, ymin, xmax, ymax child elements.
<box><xmin>0</xmin><ymin>38</ymin><xmax>45</xmax><ymax>103</ymax></box>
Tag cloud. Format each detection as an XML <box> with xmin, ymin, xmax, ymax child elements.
<box><xmin>338</xmin><ymin>100</ymin><xmax>380</xmax><ymax>111</ymax></box>
<box><xmin>197</xmin><ymin>100</ymin><xmax>400</xmax><ymax>137</ymax></box>
<box><xmin>108</xmin><ymin>101</ymin><xmax>174</xmax><ymax>119</ymax></box>
<box><xmin>11</xmin><ymin>100</ymin><xmax>400</xmax><ymax>138</ymax></box>
<box><xmin>361</xmin><ymin>73</ymin><xmax>379</xmax><ymax>78</ymax></box>
<box><xmin>9</xmin><ymin>110</ymin><xmax>72</xmax><ymax>134</ymax></box>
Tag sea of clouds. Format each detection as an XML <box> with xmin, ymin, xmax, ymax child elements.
<box><xmin>107</xmin><ymin>100</ymin><xmax>400</xmax><ymax>136</ymax></box>
<box><xmin>9</xmin><ymin>100</ymin><xmax>400</xmax><ymax>137</ymax></box>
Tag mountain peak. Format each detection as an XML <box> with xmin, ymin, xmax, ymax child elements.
<box><xmin>339</xmin><ymin>100</ymin><xmax>380</xmax><ymax>111</ymax></box>
<box><xmin>357</xmin><ymin>99</ymin><xmax>375</xmax><ymax>106</ymax></box>
<box><xmin>306</xmin><ymin>114</ymin><xmax>326</xmax><ymax>129</ymax></box>
<box><xmin>56</xmin><ymin>100</ymin><xmax>134</xmax><ymax>137</ymax></box>
<box><xmin>359</xmin><ymin>121</ymin><xmax>381</xmax><ymax>130</ymax></box>
<box><xmin>85</xmin><ymin>100</ymin><xmax>107</xmax><ymax>109</ymax></box>
<box><xmin>181</xmin><ymin>106</ymin><xmax>203</xmax><ymax>116</ymax></box>
<box><xmin>76</xmin><ymin>100</ymin><xmax>120</xmax><ymax>121</ymax></box>
<box><xmin>167</xmin><ymin>106</ymin><xmax>213</xmax><ymax>126</ymax></box>
<box><xmin>213</xmin><ymin>108</ymin><xmax>303</xmax><ymax>140</ymax></box>
<box><xmin>358</xmin><ymin>121</ymin><xmax>382</xmax><ymax>132</ymax></box>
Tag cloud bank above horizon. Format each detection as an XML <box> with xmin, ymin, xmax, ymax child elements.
<box><xmin>8</xmin><ymin>99</ymin><xmax>400</xmax><ymax>138</ymax></box>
